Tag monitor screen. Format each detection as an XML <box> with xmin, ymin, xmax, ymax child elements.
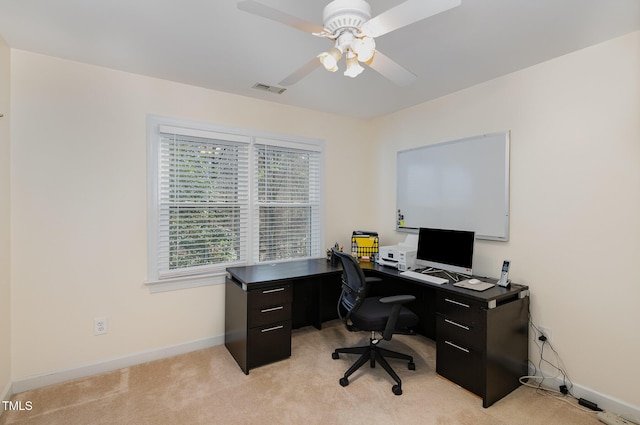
<box><xmin>416</xmin><ymin>227</ymin><xmax>475</xmax><ymax>275</ymax></box>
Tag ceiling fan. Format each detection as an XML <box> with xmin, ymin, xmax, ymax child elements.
<box><xmin>238</xmin><ymin>0</ymin><xmax>461</xmax><ymax>86</ymax></box>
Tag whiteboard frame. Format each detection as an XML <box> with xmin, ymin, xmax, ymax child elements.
<box><xmin>396</xmin><ymin>132</ymin><xmax>510</xmax><ymax>241</ymax></box>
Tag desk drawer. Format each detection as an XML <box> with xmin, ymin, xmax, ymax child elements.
<box><xmin>248</xmin><ymin>320</ymin><xmax>292</xmax><ymax>369</ymax></box>
<box><xmin>248</xmin><ymin>284</ymin><xmax>292</xmax><ymax>309</ymax></box>
<box><xmin>436</xmin><ymin>316</ymin><xmax>483</xmax><ymax>352</ymax></box>
<box><xmin>436</xmin><ymin>336</ymin><xmax>483</xmax><ymax>397</ymax></box>
<box><xmin>249</xmin><ymin>303</ymin><xmax>292</xmax><ymax>328</ymax></box>
<box><xmin>437</xmin><ymin>294</ymin><xmax>483</xmax><ymax>326</ymax></box>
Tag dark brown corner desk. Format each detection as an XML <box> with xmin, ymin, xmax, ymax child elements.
<box><xmin>224</xmin><ymin>258</ymin><xmax>529</xmax><ymax>408</ymax></box>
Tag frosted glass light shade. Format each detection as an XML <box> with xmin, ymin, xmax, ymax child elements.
<box><xmin>351</xmin><ymin>36</ymin><xmax>375</xmax><ymax>62</ymax></box>
<box><xmin>318</xmin><ymin>47</ymin><xmax>342</xmax><ymax>72</ymax></box>
<box><xmin>344</xmin><ymin>53</ymin><xmax>364</xmax><ymax>78</ymax></box>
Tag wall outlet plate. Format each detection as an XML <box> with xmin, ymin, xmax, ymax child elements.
<box><xmin>94</xmin><ymin>317</ymin><xmax>107</xmax><ymax>335</ymax></box>
<box><xmin>539</xmin><ymin>326</ymin><xmax>552</xmax><ymax>342</ymax></box>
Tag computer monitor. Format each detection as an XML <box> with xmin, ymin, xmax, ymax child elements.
<box><xmin>416</xmin><ymin>227</ymin><xmax>475</xmax><ymax>275</ymax></box>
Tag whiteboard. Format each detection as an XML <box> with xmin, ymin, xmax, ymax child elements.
<box><xmin>396</xmin><ymin>132</ymin><xmax>510</xmax><ymax>241</ymax></box>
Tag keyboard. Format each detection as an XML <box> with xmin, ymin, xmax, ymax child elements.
<box><xmin>399</xmin><ymin>270</ymin><xmax>448</xmax><ymax>285</ymax></box>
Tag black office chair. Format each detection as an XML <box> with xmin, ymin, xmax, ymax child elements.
<box><xmin>331</xmin><ymin>249</ymin><xmax>419</xmax><ymax>395</ymax></box>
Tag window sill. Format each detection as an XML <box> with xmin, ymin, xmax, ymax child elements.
<box><xmin>145</xmin><ymin>271</ymin><xmax>227</xmax><ymax>294</ymax></box>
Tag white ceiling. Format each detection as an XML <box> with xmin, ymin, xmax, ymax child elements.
<box><xmin>0</xmin><ymin>0</ymin><xmax>639</xmax><ymax>119</ymax></box>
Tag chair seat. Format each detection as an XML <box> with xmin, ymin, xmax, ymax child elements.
<box><xmin>350</xmin><ymin>296</ymin><xmax>419</xmax><ymax>331</ymax></box>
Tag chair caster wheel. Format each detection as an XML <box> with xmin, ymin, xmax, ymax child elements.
<box><xmin>408</xmin><ymin>361</ymin><xmax>415</xmax><ymax>370</ymax></box>
<box><xmin>339</xmin><ymin>377</ymin><xmax>349</xmax><ymax>387</ymax></box>
<box><xmin>332</xmin><ymin>352</ymin><xmax>339</xmax><ymax>360</ymax></box>
<box><xmin>392</xmin><ymin>385</ymin><xmax>403</xmax><ymax>395</ymax></box>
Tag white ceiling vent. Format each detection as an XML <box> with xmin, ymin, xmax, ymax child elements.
<box><xmin>252</xmin><ymin>83</ymin><xmax>286</xmax><ymax>94</ymax></box>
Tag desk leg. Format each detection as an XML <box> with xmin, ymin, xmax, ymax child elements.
<box><xmin>484</xmin><ymin>296</ymin><xmax>529</xmax><ymax>407</ymax></box>
<box><xmin>225</xmin><ymin>278</ymin><xmax>249</xmax><ymax>374</ymax></box>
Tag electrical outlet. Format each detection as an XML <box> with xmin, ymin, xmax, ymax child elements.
<box><xmin>539</xmin><ymin>326</ymin><xmax>552</xmax><ymax>342</ymax></box>
<box><xmin>94</xmin><ymin>317</ymin><xmax>107</xmax><ymax>336</ymax></box>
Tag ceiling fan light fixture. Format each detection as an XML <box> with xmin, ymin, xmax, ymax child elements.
<box><xmin>351</xmin><ymin>35</ymin><xmax>375</xmax><ymax>62</ymax></box>
<box><xmin>344</xmin><ymin>52</ymin><xmax>364</xmax><ymax>78</ymax></box>
<box><xmin>317</xmin><ymin>47</ymin><xmax>343</xmax><ymax>72</ymax></box>
<box><xmin>239</xmin><ymin>0</ymin><xmax>462</xmax><ymax>86</ymax></box>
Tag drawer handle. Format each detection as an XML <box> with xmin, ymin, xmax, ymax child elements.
<box><xmin>261</xmin><ymin>306</ymin><xmax>284</xmax><ymax>313</ymax></box>
<box><xmin>262</xmin><ymin>287</ymin><xmax>286</xmax><ymax>294</ymax></box>
<box><xmin>261</xmin><ymin>325</ymin><xmax>284</xmax><ymax>333</ymax></box>
<box><xmin>445</xmin><ymin>298</ymin><xmax>470</xmax><ymax>308</ymax></box>
<box><xmin>445</xmin><ymin>319</ymin><xmax>470</xmax><ymax>331</ymax></box>
<box><xmin>445</xmin><ymin>340</ymin><xmax>470</xmax><ymax>353</ymax></box>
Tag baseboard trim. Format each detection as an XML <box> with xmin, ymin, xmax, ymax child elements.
<box><xmin>12</xmin><ymin>334</ymin><xmax>225</xmax><ymax>394</ymax></box>
<box><xmin>526</xmin><ymin>368</ymin><xmax>640</xmax><ymax>422</ymax></box>
<box><xmin>1</xmin><ymin>379</ymin><xmax>13</xmax><ymax>417</ymax></box>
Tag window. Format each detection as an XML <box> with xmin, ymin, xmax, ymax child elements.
<box><xmin>147</xmin><ymin>117</ymin><xmax>324</xmax><ymax>291</ymax></box>
<box><xmin>254</xmin><ymin>141</ymin><xmax>322</xmax><ymax>263</ymax></box>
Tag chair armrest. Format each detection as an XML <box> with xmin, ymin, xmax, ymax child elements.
<box><xmin>380</xmin><ymin>295</ymin><xmax>416</xmax><ymax>340</ymax></box>
<box><xmin>365</xmin><ymin>277</ymin><xmax>383</xmax><ymax>284</ymax></box>
<box><xmin>379</xmin><ymin>295</ymin><xmax>415</xmax><ymax>305</ymax></box>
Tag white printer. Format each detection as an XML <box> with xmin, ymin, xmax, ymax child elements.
<box><xmin>378</xmin><ymin>234</ymin><xmax>418</xmax><ymax>271</ymax></box>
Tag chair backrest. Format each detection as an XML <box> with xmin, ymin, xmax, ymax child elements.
<box><xmin>332</xmin><ymin>249</ymin><xmax>368</xmax><ymax>322</ymax></box>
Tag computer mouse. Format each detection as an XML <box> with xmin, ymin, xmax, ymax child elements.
<box><xmin>468</xmin><ymin>279</ymin><xmax>480</xmax><ymax>284</ymax></box>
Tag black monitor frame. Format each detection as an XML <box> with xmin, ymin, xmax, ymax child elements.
<box><xmin>415</xmin><ymin>227</ymin><xmax>475</xmax><ymax>276</ymax></box>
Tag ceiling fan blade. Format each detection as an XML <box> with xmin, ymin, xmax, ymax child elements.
<box><xmin>367</xmin><ymin>51</ymin><xmax>416</xmax><ymax>87</ymax></box>
<box><xmin>279</xmin><ymin>57</ymin><xmax>321</xmax><ymax>86</ymax></box>
<box><xmin>238</xmin><ymin>1</ymin><xmax>324</xmax><ymax>34</ymax></box>
<box><xmin>361</xmin><ymin>0</ymin><xmax>462</xmax><ymax>38</ymax></box>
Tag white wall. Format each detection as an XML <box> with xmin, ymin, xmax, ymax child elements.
<box><xmin>372</xmin><ymin>32</ymin><xmax>640</xmax><ymax>410</ymax></box>
<box><xmin>0</xmin><ymin>36</ymin><xmax>12</xmax><ymax>404</ymax></box>
<box><xmin>9</xmin><ymin>50</ymin><xmax>374</xmax><ymax>380</ymax></box>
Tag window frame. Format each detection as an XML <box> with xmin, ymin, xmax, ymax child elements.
<box><xmin>146</xmin><ymin>115</ymin><xmax>325</xmax><ymax>293</ymax></box>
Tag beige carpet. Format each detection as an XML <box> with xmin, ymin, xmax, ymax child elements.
<box><xmin>1</xmin><ymin>320</ymin><xmax>603</xmax><ymax>425</ymax></box>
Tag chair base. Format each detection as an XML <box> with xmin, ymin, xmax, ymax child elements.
<box><xmin>332</xmin><ymin>336</ymin><xmax>416</xmax><ymax>395</ymax></box>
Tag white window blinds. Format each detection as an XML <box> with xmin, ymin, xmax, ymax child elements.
<box><xmin>157</xmin><ymin>127</ymin><xmax>250</xmax><ymax>279</ymax></box>
<box><xmin>254</xmin><ymin>141</ymin><xmax>322</xmax><ymax>263</ymax></box>
<box><xmin>148</xmin><ymin>118</ymin><xmax>324</xmax><ymax>288</ymax></box>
